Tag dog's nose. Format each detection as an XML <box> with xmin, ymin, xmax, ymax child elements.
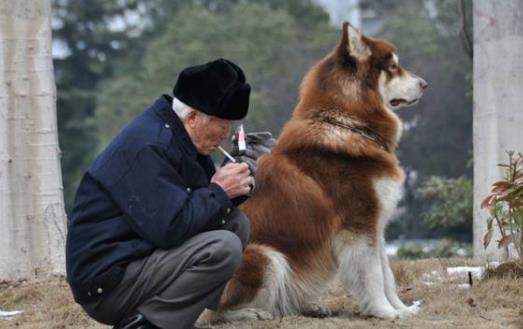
<box><xmin>419</xmin><ymin>78</ymin><xmax>428</xmax><ymax>90</ymax></box>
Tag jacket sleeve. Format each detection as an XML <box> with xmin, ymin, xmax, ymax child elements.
<box><xmin>108</xmin><ymin>145</ymin><xmax>233</xmax><ymax>249</ymax></box>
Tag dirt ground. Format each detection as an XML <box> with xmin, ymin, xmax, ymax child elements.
<box><xmin>1</xmin><ymin>258</ymin><xmax>522</xmax><ymax>329</ymax></box>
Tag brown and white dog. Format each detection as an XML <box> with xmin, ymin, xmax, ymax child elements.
<box><xmin>202</xmin><ymin>21</ymin><xmax>427</xmax><ymax>323</ymax></box>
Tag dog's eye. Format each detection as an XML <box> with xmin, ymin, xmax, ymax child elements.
<box><xmin>389</xmin><ymin>63</ymin><xmax>398</xmax><ymax>71</ymax></box>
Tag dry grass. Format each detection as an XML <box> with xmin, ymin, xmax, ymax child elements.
<box><xmin>0</xmin><ymin>276</ymin><xmax>99</xmax><ymax>329</ymax></box>
<box><xmin>483</xmin><ymin>261</ymin><xmax>523</xmax><ymax>280</ymax></box>
<box><xmin>1</xmin><ymin>258</ymin><xmax>522</xmax><ymax>329</ymax></box>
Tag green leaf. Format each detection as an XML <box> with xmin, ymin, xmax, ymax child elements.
<box><xmin>486</xmin><ymin>217</ymin><xmax>494</xmax><ymax>230</ymax></box>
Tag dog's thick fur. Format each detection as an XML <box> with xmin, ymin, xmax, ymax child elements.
<box><xmin>202</xmin><ymin>22</ymin><xmax>427</xmax><ymax>323</ymax></box>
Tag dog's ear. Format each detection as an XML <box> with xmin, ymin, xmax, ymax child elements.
<box><xmin>339</xmin><ymin>22</ymin><xmax>370</xmax><ymax>61</ymax></box>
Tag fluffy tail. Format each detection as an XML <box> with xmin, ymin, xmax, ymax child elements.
<box><xmin>219</xmin><ymin>243</ymin><xmax>299</xmax><ymax>316</ymax></box>
<box><xmin>218</xmin><ymin>243</ymin><xmax>270</xmax><ymax>311</ymax></box>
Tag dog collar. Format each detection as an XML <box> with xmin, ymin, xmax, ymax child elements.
<box><xmin>311</xmin><ymin>114</ymin><xmax>390</xmax><ymax>152</ymax></box>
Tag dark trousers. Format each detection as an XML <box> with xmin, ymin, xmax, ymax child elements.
<box><xmin>82</xmin><ymin>209</ymin><xmax>250</xmax><ymax>329</ymax></box>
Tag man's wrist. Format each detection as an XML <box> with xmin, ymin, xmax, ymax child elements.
<box><xmin>208</xmin><ymin>183</ymin><xmax>234</xmax><ymax>208</ymax></box>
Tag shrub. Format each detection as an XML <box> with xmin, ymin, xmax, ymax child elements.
<box><xmin>416</xmin><ymin>176</ymin><xmax>473</xmax><ymax>241</ymax></box>
<box><xmin>481</xmin><ymin>152</ymin><xmax>523</xmax><ymax>261</ymax></box>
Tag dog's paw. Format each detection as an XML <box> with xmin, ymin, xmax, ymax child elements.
<box><xmin>407</xmin><ymin>300</ymin><xmax>422</xmax><ymax>314</ymax></box>
<box><xmin>196</xmin><ymin>309</ymin><xmax>215</xmax><ymax>325</ymax></box>
<box><xmin>397</xmin><ymin>300</ymin><xmax>422</xmax><ymax>319</ymax></box>
<box><xmin>222</xmin><ymin>308</ymin><xmax>274</xmax><ymax>321</ymax></box>
<box><xmin>364</xmin><ymin>306</ymin><xmax>398</xmax><ymax>320</ymax></box>
<box><xmin>250</xmin><ymin>309</ymin><xmax>274</xmax><ymax>320</ymax></box>
<box><xmin>301</xmin><ymin>303</ymin><xmax>336</xmax><ymax>318</ymax></box>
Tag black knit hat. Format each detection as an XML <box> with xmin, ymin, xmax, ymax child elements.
<box><xmin>173</xmin><ymin>59</ymin><xmax>251</xmax><ymax>120</ymax></box>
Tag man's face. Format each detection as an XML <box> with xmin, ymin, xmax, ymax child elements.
<box><xmin>185</xmin><ymin>111</ymin><xmax>232</xmax><ymax>155</ymax></box>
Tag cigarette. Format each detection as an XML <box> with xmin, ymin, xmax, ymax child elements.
<box><xmin>217</xmin><ymin>146</ymin><xmax>237</xmax><ymax>163</ymax></box>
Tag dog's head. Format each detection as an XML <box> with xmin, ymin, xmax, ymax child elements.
<box><xmin>334</xmin><ymin>22</ymin><xmax>427</xmax><ymax>110</ymax></box>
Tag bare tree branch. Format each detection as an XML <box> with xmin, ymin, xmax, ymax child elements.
<box><xmin>458</xmin><ymin>0</ymin><xmax>473</xmax><ymax>60</ymax></box>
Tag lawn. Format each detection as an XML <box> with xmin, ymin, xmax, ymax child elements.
<box><xmin>1</xmin><ymin>258</ymin><xmax>522</xmax><ymax>329</ymax></box>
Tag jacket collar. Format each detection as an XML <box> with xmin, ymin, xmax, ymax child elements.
<box><xmin>152</xmin><ymin>95</ymin><xmax>199</xmax><ymax>159</ymax></box>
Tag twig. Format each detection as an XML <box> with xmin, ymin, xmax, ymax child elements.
<box><xmin>479</xmin><ymin>314</ymin><xmax>492</xmax><ymax>321</ymax></box>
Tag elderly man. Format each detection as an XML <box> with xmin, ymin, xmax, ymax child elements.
<box><xmin>66</xmin><ymin>59</ymin><xmax>254</xmax><ymax>329</ymax></box>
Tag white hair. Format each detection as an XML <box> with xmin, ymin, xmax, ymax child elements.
<box><xmin>172</xmin><ymin>97</ymin><xmax>209</xmax><ymax>124</ymax></box>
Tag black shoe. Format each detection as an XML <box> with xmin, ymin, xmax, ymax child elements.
<box><xmin>113</xmin><ymin>314</ymin><xmax>159</xmax><ymax>329</ymax></box>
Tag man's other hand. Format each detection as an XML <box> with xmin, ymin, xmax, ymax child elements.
<box><xmin>211</xmin><ymin>162</ymin><xmax>254</xmax><ymax>199</ymax></box>
<box><xmin>223</xmin><ymin>131</ymin><xmax>276</xmax><ymax>175</ymax></box>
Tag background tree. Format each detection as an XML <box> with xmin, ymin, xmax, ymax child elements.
<box><xmin>52</xmin><ymin>0</ymin><xmax>147</xmax><ymax>211</ymax></box>
<box><xmin>473</xmin><ymin>0</ymin><xmax>523</xmax><ymax>260</ymax></box>
<box><xmin>0</xmin><ymin>0</ymin><xmax>66</xmax><ymax>278</ymax></box>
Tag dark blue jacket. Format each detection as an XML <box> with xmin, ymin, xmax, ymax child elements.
<box><xmin>66</xmin><ymin>95</ymin><xmax>234</xmax><ymax>304</ymax></box>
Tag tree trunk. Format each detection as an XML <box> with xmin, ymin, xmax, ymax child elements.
<box><xmin>0</xmin><ymin>0</ymin><xmax>66</xmax><ymax>278</ymax></box>
<box><xmin>473</xmin><ymin>0</ymin><xmax>523</xmax><ymax>260</ymax></box>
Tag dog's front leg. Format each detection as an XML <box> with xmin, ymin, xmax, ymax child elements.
<box><xmin>379</xmin><ymin>238</ymin><xmax>421</xmax><ymax>318</ymax></box>
<box><xmin>335</xmin><ymin>237</ymin><xmax>398</xmax><ymax>319</ymax></box>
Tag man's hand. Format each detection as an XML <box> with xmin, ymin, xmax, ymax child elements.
<box><xmin>211</xmin><ymin>162</ymin><xmax>254</xmax><ymax>199</ymax></box>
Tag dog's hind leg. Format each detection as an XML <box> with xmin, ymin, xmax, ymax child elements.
<box><xmin>379</xmin><ymin>238</ymin><xmax>421</xmax><ymax>318</ymax></box>
<box><xmin>197</xmin><ymin>244</ymin><xmax>271</xmax><ymax>325</ymax></box>
<box><xmin>297</xmin><ymin>270</ymin><xmax>338</xmax><ymax>318</ymax></box>
<box><xmin>199</xmin><ymin>244</ymin><xmax>296</xmax><ymax>324</ymax></box>
<box><xmin>300</xmin><ymin>302</ymin><xmax>335</xmax><ymax>318</ymax></box>
<box><xmin>334</xmin><ymin>235</ymin><xmax>398</xmax><ymax>319</ymax></box>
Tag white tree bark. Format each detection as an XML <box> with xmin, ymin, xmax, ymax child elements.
<box><xmin>473</xmin><ymin>0</ymin><xmax>523</xmax><ymax>260</ymax></box>
<box><xmin>0</xmin><ymin>0</ymin><xmax>66</xmax><ymax>278</ymax></box>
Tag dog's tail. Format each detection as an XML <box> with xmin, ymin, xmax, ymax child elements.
<box><xmin>218</xmin><ymin>243</ymin><xmax>298</xmax><ymax>316</ymax></box>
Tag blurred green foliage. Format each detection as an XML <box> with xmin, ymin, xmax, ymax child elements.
<box><xmin>94</xmin><ymin>3</ymin><xmax>335</xmax><ymax>145</ymax></box>
<box><xmin>53</xmin><ymin>0</ymin><xmax>147</xmax><ymax>212</ymax></box>
<box><xmin>417</xmin><ymin>176</ymin><xmax>473</xmax><ymax>241</ymax></box>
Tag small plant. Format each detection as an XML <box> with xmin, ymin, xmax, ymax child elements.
<box><xmin>481</xmin><ymin>152</ymin><xmax>523</xmax><ymax>260</ymax></box>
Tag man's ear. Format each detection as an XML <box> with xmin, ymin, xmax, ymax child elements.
<box><xmin>340</xmin><ymin>21</ymin><xmax>370</xmax><ymax>61</ymax></box>
<box><xmin>185</xmin><ymin>110</ymin><xmax>198</xmax><ymax>129</ymax></box>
